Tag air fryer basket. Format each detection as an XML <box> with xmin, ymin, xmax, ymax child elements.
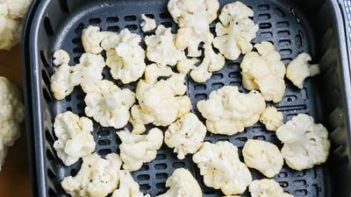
<box><xmin>23</xmin><ymin>0</ymin><xmax>351</xmax><ymax>196</ymax></box>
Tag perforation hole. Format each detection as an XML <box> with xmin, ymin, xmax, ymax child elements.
<box><xmin>279</xmin><ymin>181</ymin><xmax>289</xmax><ymax>188</ymax></box>
<box><xmin>140</xmin><ymin>164</ymin><xmax>150</xmax><ymax>171</ymax></box>
<box><xmin>161</xmin><ymin>21</ymin><xmax>173</xmax><ymax>28</ymax></box>
<box><xmin>44</xmin><ymin>17</ymin><xmax>54</xmax><ymax>35</ymax></box>
<box><xmin>276</xmin><ymin>21</ymin><xmax>289</xmax><ymax>28</ymax></box>
<box><xmin>89</xmin><ymin>18</ymin><xmax>101</xmax><ymax>24</ymax></box>
<box><xmin>43</xmin><ymin>88</ymin><xmax>53</xmax><ymax>103</ymax></box>
<box><xmin>107</xmin><ymin>26</ymin><xmax>120</xmax><ymax>32</ymax></box>
<box><xmin>97</xmin><ymin>129</ymin><xmax>110</xmax><ymax>136</ymax></box>
<box><xmin>159</xmin><ymin>12</ymin><xmax>171</xmax><ymax>19</ymax></box>
<box><xmin>274</xmin><ymin>8</ymin><xmax>286</xmax><ymax>17</ymax></box>
<box><xmin>74</xmin><ymin>56</ymin><xmax>80</xmax><ymax>64</ymax></box>
<box><xmin>45</xmin><ymin>130</ymin><xmax>55</xmax><ymax>144</ymax></box>
<box><xmin>194</xmin><ymin>84</ymin><xmax>206</xmax><ymax>90</ymax></box>
<box><xmin>212</xmin><ymin>73</ymin><xmax>224</xmax><ymax>80</ymax></box>
<box><xmin>295</xmin><ymin>33</ymin><xmax>303</xmax><ymax>48</ymax></box>
<box><xmin>258</xmin><ymin>13</ymin><xmax>271</xmax><ymax>20</ymax></box>
<box><xmin>65</xmin><ymin>94</ymin><xmax>71</xmax><ymax>102</ymax></box>
<box><xmin>125</xmin><ymin>24</ymin><xmax>138</xmax><ymax>31</ymax></box>
<box><xmin>98</xmin><ymin>149</ymin><xmax>112</xmax><ymax>155</ymax></box>
<box><xmin>155</xmin><ymin>163</ymin><xmax>167</xmax><ymax>170</ymax></box>
<box><xmin>40</xmin><ymin>51</ymin><xmax>50</xmax><ymax>68</ymax></box>
<box><xmin>42</xmin><ymin>70</ymin><xmax>51</xmax><ymax>86</ymax></box>
<box><xmin>294</xmin><ymin>189</ymin><xmax>308</xmax><ymax>195</ymax></box>
<box><xmin>253</xmin><ymin>135</ymin><xmax>266</xmax><ymax>140</ymax></box>
<box><xmin>46</xmin><ymin>149</ymin><xmax>55</xmax><ymax>161</ymax></box>
<box><xmin>66</xmin><ymin>106</ymin><xmax>72</xmax><ymax>111</ymax></box>
<box><xmin>140</xmin><ymin>184</ymin><xmax>151</xmax><ymax>190</ymax></box>
<box><xmin>156</xmin><ymin>183</ymin><xmax>165</xmax><ymax>189</ymax></box>
<box><xmin>98</xmin><ymin>139</ymin><xmax>111</xmax><ymax>146</ymax></box>
<box><xmin>77</xmin><ymin>103</ymin><xmax>85</xmax><ymax>110</ymax></box>
<box><xmin>280</xmin><ymin>49</ymin><xmax>292</xmax><ymax>56</ymax></box>
<box><xmin>48</xmin><ymin>169</ymin><xmax>56</xmax><ymax>179</ymax></box>
<box><xmin>195</xmin><ymin>94</ymin><xmax>207</xmax><ymax>100</ymax></box>
<box><xmin>259</xmin><ymin>22</ymin><xmax>272</xmax><ymax>29</ymax></box>
<box><xmin>137</xmin><ymin>174</ymin><xmax>150</xmax><ymax>181</ymax></box>
<box><xmin>124</xmin><ymin>15</ymin><xmax>137</xmax><ymax>21</ymax></box>
<box><xmin>277</xmin><ymin>171</ymin><xmax>288</xmax><ymax>178</ymax></box>
<box><xmin>156</xmin><ymin>173</ymin><xmax>168</xmax><ymax>180</ymax></box>
<box><xmin>72</xmin><ymin>38</ymin><xmax>81</xmax><ymax>44</ymax></box>
<box><xmin>49</xmin><ymin>188</ymin><xmax>56</xmax><ymax>197</ymax></box>
<box><xmin>278</xmin><ymin>30</ymin><xmax>290</xmax><ymax>37</ymax></box>
<box><xmin>211</xmin><ymin>82</ymin><xmax>224</xmax><ymax>89</ymax></box>
<box><xmin>74</xmin><ymin>23</ymin><xmax>85</xmax><ymax>34</ymax></box>
<box><xmin>156</xmin><ymin>154</ymin><xmax>167</xmax><ymax>160</ymax></box>
<box><xmin>278</xmin><ymin>39</ymin><xmax>292</xmax><ymax>48</ymax></box>
<box><xmin>257</xmin><ymin>4</ymin><xmax>270</xmax><ymax>11</ymax></box>
<box><xmin>106</xmin><ymin>17</ymin><xmax>119</xmax><ymax>22</ymax></box>
<box><xmin>172</xmin><ymin>161</ymin><xmax>185</xmax><ymax>168</ymax></box>
<box><xmin>70</xmin><ymin>168</ymin><xmax>78</xmax><ymax>176</ymax></box>
<box><xmin>260</xmin><ymin>32</ymin><xmax>273</xmax><ymax>39</ymax></box>
<box><xmin>58</xmin><ymin>0</ymin><xmax>70</xmax><ymax>13</ymax></box>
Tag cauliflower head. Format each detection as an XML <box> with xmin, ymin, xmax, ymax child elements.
<box><xmin>71</xmin><ymin>53</ymin><xmax>106</xmax><ymax>93</ymax></box>
<box><xmin>165</xmin><ymin>113</ymin><xmax>207</xmax><ymax>159</ymax></box>
<box><xmin>190</xmin><ymin>43</ymin><xmax>225</xmax><ymax>83</ymax></box>
<box><xmin>193</xmin><ymin>141</ymin><xmax>252</xmax><ymax>195</ymax></box>
<box><xmin>156</xmin><ymin>168</ymin><xmax>202</xmax><ymax>197</ymax></box>
<box><xmin>213</xmin><ymin>1</ymin><xmax>258</xmax><ymax>60</ymax></box>
<box><xmin>243</xmin><ymin>139</ymin><xmax>284</xmax><ymax>178</ymax></box>
<box><xmin>276</xmin><ymin>114</ymin><xmax>330</xmax><ymax>171</ymax></box>
<box><xmin>0</xmin><ymin>77</ymin><xmax>24</xmax><ymax>147</ymax></box>
<box><xmin>240</xmin><ymin>41</ymin><xmax>286</xmax><ymax>103</ymax></box>
<box><xmin>249</xmin><ymin>179</ymin><xmax>293</xmax><ymax>197</ymax></box>
<box><xmin>81</xmin><ymin>26</ymin><xmax>115</xmax><ymax>54</ymax></box>
<box><xmin>112</xmin><ymin>170</ymin><xmax>150</xmax><ymax>197</ymax></box>
<box><xmin>259</xmin><ymin>106</ymin><xmax>284</xmax><ymax>131</ymax></box>
<box><xmin>286</xmin><ymin>53</ymin><xmax>320</xmax><ymax>89</ymax></box>
<box><xmin>105</xmin><ymin>28</ymin><xmax>146</xmax><ymax>84</ymax></box>
<box><xmin>131</xmin><ymin>74</ymin><xmax>191</xmax><ymax>131</ymax></box>
<box><xmin>117</xmin><ymin>128</ymin><xmax>163</xmax><ymax>171</ymax></box>
<box><xmin>197</xmin><ymin>86</ymin><xmax>266</xmax><ymax>135</ymax></box>
<box><xmin>0</xmin><ymin>0</ymin><xmax>32</xmax><ymax>50</ymax></box>
<box><xmin>53</xmin><ymin>111</ymin><xmax>95</xmax><ymax>166</ymax></box>
<box><xmin>61</xmin><ymin>153</ymin><xmax>122</xmax><ymax>197</ymax></box>
<box><xmin>141</xmin><ymin>14</ymin><xmax>156</xmax><ymax>32</ymax></box>
<box><xmin>145</xmin><ymin>25</ymin><xmax>185</xmax><ymax>66</ymax></box>
<box><xmin>85</xmin><ymin>80</ymin><xmax>135</xmax><ymax>129</ymax></box>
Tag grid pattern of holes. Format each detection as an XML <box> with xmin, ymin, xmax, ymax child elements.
<box><xmin>40</xmin><ymin>0</ymin><xmax>324</xmax><ymax>196</ymax></box>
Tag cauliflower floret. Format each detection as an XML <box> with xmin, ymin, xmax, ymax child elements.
<box><xmin>71</xmin><ymin>53</ymin><xmax>106</xmax><ymax>93</ymax></box>
<box><xmin>85</xmin><ymin>80</ymin><xmax>135</xmax><ymax>129</ymax></box>
<box><xmin>0</xmin><ymin>0</ymin><xmax>32</xmax><ymax>50</ymax></box>
<box><xmin>167</xmin><ymin>0</ymin><xmax>219</xmax><ymax>26</ymax></box>
<box><xmin>213</xmin><ymin>2</ymin><xmax>258</xmax><ymax>60</ymax></box>
<box><xmin>156</xmin><ymin>168</ymin><xmax>202</xmax><ymax>197</ymax></box>
<box><xmin>53</xmin><ymin>49</ymin><xmax>70</xmax><ymax>66</ymax></box>
<box><xmin>61</xmin><ymin>153</ymin><xmax>122</xmax><ymax>197</ymax></box>
<box><xmin>240</xmin><ymin>41</ymin><xmax>286</xmax><ymax>103</ymax></box>
<box><xmin>53</xmin><ymin>111</ymin><xmax>95</xmax><ymax>166</ymax></box>
<box><xmin>131</xmin><ymin>74</ymin><xmax>191</xmax><ymax>132</ymax></box>
<box><xmin>190</xmin><ymin>43</ymin><xmax>225</xmax><ymax>83</ymax></box>
<box><xmin>165</xmin><ymin>113</ymin><xmax>206</xmax><ymax>159</ymax></box>
<box><xmin>105</xmin><ymin>29</ymin><xmax>146</xmax><ymax>84</ymax></box>
<box><xmin>259</xmin><ymin>106</ymin><xmax>284</xmax><ymax>131</ymax></box>
<box><xmin>276</xmin><ymin>114</ymin><xmax>330</xmax><ymax>171</ymax></box>
<box><xmin>112</xmin><ymin>170</ymin><xmax>150</xmax><ymax>197</ymax></box>
<box><xmin>286</xmin><ymin>53</ymin><xmax>320</xmax><ymax>89</ymax></box>
<box><xmin>176</xmin><ymin>58</ymin><xmax>199</xmax><ymax>74</ymax></box>
<box><xmin>197</xmin><ymin>86</ymin><xmax>266</xmax><ymax>135</ymax></box>
<box><xmin>193</xmin><ymin>141</ymin><xmax>252</xmax><ymax>195</ymax></box>
<box><xmin>81</xmin><ymin>26</ymin><xmax>115</xmax><ymax>54</ymax></box>
<box><xmin>144</xmin><ymin>63</ymin><xmax>173</xmax><ymax>84</ymax></box>
<box><xmin>117</xmin><ymin>128</ymin><xmax>163</xmax><ymax>171</ymax></box>
<box><xmin>145</xmin><ymin>25</ymin><xmax>185</xmax><ymax>66</ymax></box>
<box><xmin>243</xmin><ymin>139</ymin><xmax>283</xmax><ymax>178</ymax></box>
<box><xmin>140</xmin><ymin>14</ymin><xmax>156</xmax><ymax>32</ymax></box>
<box><xmin>249</xmin><ymin>179</ymin><xmax>293</xmax><ymax>197</ymax></box>
<box><xmin>0</xmin><ymin>77</ymin><xmax>24</xmax><ymax>147</ymax></box>
<box><xmin>50</xmin><ymin>64</ymin><xmax>77</xmax><ymax>100</ymax></box>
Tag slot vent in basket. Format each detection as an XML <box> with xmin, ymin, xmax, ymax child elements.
<box><xmin>38</xmin><ymin>0</ymin><xmax>326</xmax><ymax>196</ymax></box>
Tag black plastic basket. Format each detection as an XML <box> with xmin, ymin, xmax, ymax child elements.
<box><xmin>22</xmin><ymin>0</ymin><xmax>351</xmax><ymax>196</ymax></box>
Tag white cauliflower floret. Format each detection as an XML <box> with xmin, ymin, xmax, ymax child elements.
<box><xmin>53</xmin><ymin>49</ymin><xmax>70</xmax><ymax>66</ymax></box>
<box><xmin>81</xmin><ymin>26</ymin><xmax>115</xmax><ymax>54</ymax></box>
<box><xmin>117</xmin><ymin>128</ymin><xmax>163</xmax><ymax>171</ymax></box>
<box><xmin>276</xmin><ymin>114</ymin><xmax>330</xmax><ymax>171</ymax></box>
<box><xmin>176</xmin><ymin>58</ymin><xmax>199</xmax><ymax>74</ymax></box>
<box><xmin>71</xmin><ymin>53</ymin><xmax>106</xmax><ymax>93</ymax></box>
<box><xmin>105</xmin><ymin>29</ymin><xmax>146</xmax><ymax>84</ymax></box>
<box><xmin>213</xmin><ymin>1</ymin><xmax>258</xmax><ymax>60</ymax></box>
<box><xmin>0</xmin><ymin>77</ymin><xmax>24</xmax><ymax>146</ymax></box>
<box><xmin>0</xmin><ymin>0</ymin><xmax>32</xmax><ymax>50</ymax></box>
<box><xmin>190</xmin><ymin>43</ymin><xmax>225</xmax><ymax>83</ymax></box>
<box><xmin>259</xmin><ymin>106</ymin><xmax>283</xmax><ymax>131</ymax></box>
<box><xmin>61</xmin><ymin>153</ymin><xmax>122</xmax><ymax>197</ymax></box>
<box><xmin>53</xmin><ymin>111</ymin><xmax>95</xmax><ymax>166</ymax></box>
<box><xmin>156</xmin><ymin>168</ymin><xmax>202</xmax><ymax>197</ymax></box>
<box><xmin>167</xmin><ymin>0</ymin><xmax>219</xmax><ymax>26</ymax></box>
<box><xmin>165</xmin><ymin>113</ymin><xmax>206</xmax><ymax>159</ymax></box>
<box><xmin>50</xmin><ymin>64</ymin><xmax>77</xmax><ymax>100</ymax></box>
<box><xmin>131</xmin><ymin>74</ymin><xmax>191</xmax><ymax>132</ymax></box>
<box><xmin>193</xmin><ymin>141</ymin><xmax>252</xmax><ymax>195</ymax></box>
<box><xmin>85</xmin><ymin>80</ymin><xmax>135</xmax><ymax>129</ymax></box>
<box><xmin>144</xmin><ymin>63</ymin><xmax>173</xmax><ymax>84</ymax></box>
<box><xmin>112</xmin><ymin>170</ymin><xmax>150</xmax><ymax>197</ymax></box>
<box><xmin>243</xmin><ymin>139</ymin><xmax>283</xmax><ymax>178</ymax></box>
<box><xmin>249</xmin><ymin>179</ymin><xmax>293</xmax><ymax>197</ymax></box>
<box><xmin>140</xmin><ymin>14</ymin><xmax>156</xmax><ymax>32</ymax></box>
<box><xmin>145</xmin><ymin>25</ymin><xmax>185</xmax><ymax>66</ymax></box>
<box><xmin>286</xmin><ymin>53</ymin><xmax>320</xmax><ymax>89</ymax></box>
<box><xmin>197</xmin><ymin>86</ymin><xmax>266</xmax><ymax>135</ymax></box>
<box><xmin>241</xmin><ymin>41</ymin><xmax>286</xmax><ymax>103</ymax></box>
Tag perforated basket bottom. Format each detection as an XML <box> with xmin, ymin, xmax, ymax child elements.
<box><xmin>42</xmin><ymin>0</ymin><xmax>325</xmax><ymax>196</ymax></box>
